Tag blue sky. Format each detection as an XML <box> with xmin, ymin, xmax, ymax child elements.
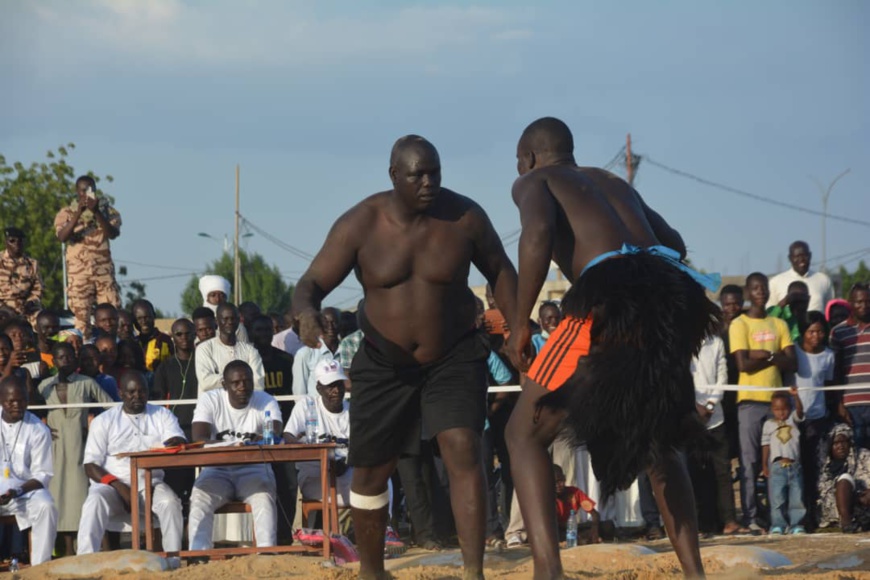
<box><xmin>2</xmin><ymin>0</ymin><xmax>867</xmax><ymax>315</ymax></box>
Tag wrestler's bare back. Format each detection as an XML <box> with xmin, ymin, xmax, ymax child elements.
<box><xmin>324</xmin><ymin>189</ymin><xmax>499</xmax><ymax>363</ymax></box>
<box><xmin>515</xmin><ymin>165</ymin><xmax>684</xmax><ymax>280</ymax></box>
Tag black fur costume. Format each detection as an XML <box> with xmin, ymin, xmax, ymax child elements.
<box><xmin>538</xmin><ymin>252</ymin><xmax>720</xmax><ymax>500</ymax></box>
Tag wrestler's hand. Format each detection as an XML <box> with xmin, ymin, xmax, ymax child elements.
<box><xmin>297</xmin><ymin>310</ymin><xmax>324</xmax><ymax>348</ymax></box>
<box><xmin>0</xmin><ymin>491</ymin><xmax>13</xmax><ymax>506</ymax></box>
<box><xmin>695</xmin><ymin>403</ymin><xmax>712</xmax><ymax>422</ymax></box>
<box><xmin>163</xmin><ymin>437</ymin><xmax>187</xmax><ymax>447</ymax></box>
<box><xmin>505</xmin><ymin>323</ymin><xmax>532</xmax><ymax>372</ymax></box>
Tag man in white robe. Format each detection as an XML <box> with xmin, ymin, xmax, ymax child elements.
<box><xmin>195</xmin><ymin>303</ymin><xmax>264</xmax><ymax>394</ymax></box>
<box><xmin>77</xmin><ymin>371</ymin><xmax>186</xmax><ymax>557</ymax></box>
<box><xmin>0</xmin><ymin>376</ymin><xmax>57</xmax><ymax>566</ymax></box>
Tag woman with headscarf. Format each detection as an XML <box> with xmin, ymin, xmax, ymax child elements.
<box><xmin>817</xmin><ymin>423</ymin><xmax>870</xmax><ymax>532</ymax></box>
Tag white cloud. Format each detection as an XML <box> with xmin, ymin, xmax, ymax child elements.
<box><xmin>20</xmin><ymin>1</ymin><xmax>531</xmax><ymax>71</ymax></box>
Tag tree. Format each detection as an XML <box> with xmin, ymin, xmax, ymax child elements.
<box><xmin>121</xmin><ymin>279</ymin><xmax>167</xmax><ymax>318</ymax></box>
<box><xmin>838</xmin><ymin>260</ymin><xmax>870</xmax><ymax>298</ymax></box>
<box><xmin>0</xmin><ymin>144</ymin><xmax>114</xmax><ymax>309</ymax></box>
<box><xmin>180</xmin><ymin>250</ymin><xmax>294</xmax><ymax>315</ymax></box>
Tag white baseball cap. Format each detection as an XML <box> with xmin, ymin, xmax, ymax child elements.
<box><xmin>314</xmin><ymin>359</ymin><xmax>348</xmax><ymax>386</ymax></box>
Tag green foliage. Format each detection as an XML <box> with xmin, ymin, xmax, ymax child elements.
<box><xmin>180</xmin><ymin>250</ymin><xmax>294</xmax><ymax>315</ymax></box>
<box><xmin>838</xmin><ymin>260</ymin><xmax>870</xmax><ymax>298</ymax></box>
<box><xmin>0</xmin><ymin>144</ymin><xmax>114</xmax><ymax>309</ymax></box>
<box><xmin>122</xmin><ymin>280</ymin><xmax>166</xmax><ymax>318</ymax></box>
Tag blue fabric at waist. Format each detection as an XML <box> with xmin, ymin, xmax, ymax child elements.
<box><xmin>579</xmin><ymin>243</ymin><xmax>721</xmax><ymax>293</ymax></box>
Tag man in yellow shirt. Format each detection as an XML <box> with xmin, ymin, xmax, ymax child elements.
<box><xmin>729</xmin><ymin>272</ymin><xmax>796</xmax><ymax>532</ymax></box>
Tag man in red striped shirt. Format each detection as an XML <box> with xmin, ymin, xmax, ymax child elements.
<box><xmin>832</xmin><ymin>283</ymin><xmax>870</xmax><ymax>448</ymax></box>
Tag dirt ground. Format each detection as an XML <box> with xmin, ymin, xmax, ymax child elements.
<box><xmin>9</xmin><ymin>532</ymin><xmax>870</xmax><ymax>579</ymax></box>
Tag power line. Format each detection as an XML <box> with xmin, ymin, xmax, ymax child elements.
<box><xmin>826</xmin><ymin>246</ymin><xmax>870</xmax><ymax>266</ymax></box>
<box><xmin>642</xmin><ymin>156</ymin><xmax>870</xmax><ymax>228</ymax></box>
<box><xmin>119</xmin><ymin>272</ymin><xmax>198</xmax><ymax>283</ymax></box>
<box><xmin>238</xmin><ymin>215</ymin><xmax>315</xmax><ymax>260</ymax></box>
<box><xmin>116</xmin><ymin>259</ymin><xmax>199</xmax><ymax>272</ymax></box>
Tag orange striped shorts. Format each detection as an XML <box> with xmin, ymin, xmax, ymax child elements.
<box><xmin>527</xmin><ymin>314</ymin><xmax>593</xmax><ymax>391</ymax></box>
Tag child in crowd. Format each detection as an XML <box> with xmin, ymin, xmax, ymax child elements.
<box><xmin>78</xmin><ymin>343</ymin><xmax>120</xmax><ymax>401</ymax></box>
<box><xmin>554</xmin><ymin>464</ymin><xmax>601</xmax><ymax>544</ymax></box>
<box><xmin>761</xmin><ymin>386</ymin><xmax>806</xmax><ymax>534</ymax></box>
<box><xmin>532</xmin><ymin>301</ymin><xmax>562</xmax><ymax>354</ymax></box>
<box><xmin>794</xmin><ymin>311</ymin><xmax>835</xmax><ymax>529</ymax></box>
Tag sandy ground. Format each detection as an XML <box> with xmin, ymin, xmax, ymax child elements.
<box><xmin>8</xmin><ymin>532</ymin><xmax>870</xmax><ymax>579</ymax></box>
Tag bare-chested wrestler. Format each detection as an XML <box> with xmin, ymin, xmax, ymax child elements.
<box><xmin>504</xmin><ymin>118</ymin><xmax>720</xmax><ymax>579</ymax></box>
<box><xmin>292</xmin><ymin>135</ymin><xmax>520</xmax><ymax>580</ymax></box>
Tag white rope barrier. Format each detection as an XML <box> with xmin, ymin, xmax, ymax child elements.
<box><xmin>25</xmin><ymin>383</ymin><xmax>870</xmax><ymax>410</ymax></box>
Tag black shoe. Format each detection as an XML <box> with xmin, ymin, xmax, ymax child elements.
<box><xmin>645</xmin><ymin>525</ymin><xmax>665</xmax><ymax>541</ymax></box>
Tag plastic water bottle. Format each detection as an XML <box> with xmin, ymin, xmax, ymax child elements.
<box><xmin>9</xmin><ymin>557</ymin><xmax>19</xmax><ymax>572</ymax></box>
<box><xmin>566</xmin><ymin>509</ymin><xmax>578</xmax><ymax>548</ymax></box>
<box><xmin>305</xmin><ymin>398</ymin><xmax>318</xmax><ymax>444</ymax></box>
<box><xmin>263</xmin><ymin>410</ymin><xmax>275</xmax><ymax>445</ymax></box>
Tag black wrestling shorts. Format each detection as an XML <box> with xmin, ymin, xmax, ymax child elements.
<box><xmin>347</xmin><ymin>331</ymin><xmax>488</xmax><ymax>467</ymax></box>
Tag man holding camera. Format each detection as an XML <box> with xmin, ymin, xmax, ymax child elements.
<box><xmin>55</xmin><ymin>175</ymin><xmax>122</xmax><ymax>340</ymax></box>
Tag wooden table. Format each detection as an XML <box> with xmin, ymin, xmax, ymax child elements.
<box><xmin>120</xmin><ymin>443</ymin><xmax>338</xmax><ymax>559</ymax></box>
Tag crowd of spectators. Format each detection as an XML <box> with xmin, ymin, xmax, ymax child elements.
<box><xmin>1</xmin><ymin>221</ymin><xmax>869</xmax><ymax>565</ymax></box>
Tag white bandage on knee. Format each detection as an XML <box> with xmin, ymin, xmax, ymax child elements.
<box><xmin>350</xmin><ymin>489</ymin><xmax>390</xmax><ymax>510</ymax></box>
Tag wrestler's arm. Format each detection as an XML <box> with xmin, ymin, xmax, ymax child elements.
<box><xmin>291</xmin><ymin>206</ymin><xmax>366</xmax><ymax>345</ymax></box>
<box><xmin>637</xmin><ymin>194</ymin><xmax>686</xmax><ymax>259</ymax></box>
<box><xmin>469</xmin><ymin>201</ymin><xmax>520</xmax><ymax>334</ymax></box>
<box><xmin>511</xmin><ymin>176</ymin><xmax>558</xmax><ymax>342</ymax></box>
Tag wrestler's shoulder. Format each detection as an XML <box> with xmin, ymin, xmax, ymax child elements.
<box><xmin>335</xmin><ymin>191</ymin><xmax>390</xmax><ymax>225</ymax></box>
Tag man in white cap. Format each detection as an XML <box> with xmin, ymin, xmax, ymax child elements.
<box><xmin>198</xmin><ymin>274</ymin><xmax>249</xmax><ymax>342</ymax></box>
<box><xmin>0</xmin><ymin>376</ymin><xmax>57</xmax><ymax>566</ymax></box>
<box><xmin>284</xmin><ymin>359</ymin><xmax>351</xmax><ymax>505</ymax></box>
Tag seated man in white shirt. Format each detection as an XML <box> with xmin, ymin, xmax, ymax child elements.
<box><xmin>77</xmin><ymin>371</ymin><xmax>186</xmax><ymax>557</ymax></box>
<box><xmin>195</xmin><ymin>303</ymin><xmax>265</xmax><ymax>395</ymax></box>
<box><xmin>284</xmin><ymin>360</ymin><xmax>351</xmax><ymax>505</ymax></box>
<box><xmin>188</xmin><ymin>360</ymin><xmax>282</xmax><ymax>551</ymax></box>
<box><xmin>0</xmin><ymin>376</ymin><xmax>57</xmax><ymax>566</ymax></box>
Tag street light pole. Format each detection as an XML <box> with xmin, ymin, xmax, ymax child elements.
<box><xmin>234</xmin><ymin>164</ymin><xmax>241</xmax><ymax>304</ymax></box>
<box><xmin>811</xmin><ymin>168</ymin><xmax>850</xmax><ymax>272</ymax></box>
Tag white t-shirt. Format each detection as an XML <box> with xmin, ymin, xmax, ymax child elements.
<box><xmin>795</xmin><ymin>346</ymin><xmax>835</xmax><ymax>421</ymax></box>
<box><xmin>284</xmin><ymin>396</ymin><xmax>350</xmax><ymax>499</ymax></box>
<box><xmin>767</xmin><ymin>268</ymin><xmax>834</xmax><ymax>313</ymax></box>
<box><xmin>271</xmin><ymin>328</ymin><xmax>303</xmax><ymax>356</ymax></box>
<box><xmin>192</xmin><ymin>389</ymin><xmax>281</xmax><ymax>443</ymax></box>
<box><xmin>84</xmin><ymin>404</ymin><xmax>185</xmax><ymax>485</ymax></box>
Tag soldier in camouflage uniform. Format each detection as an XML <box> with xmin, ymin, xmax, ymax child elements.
<box><xmin>55</xmin><ymin>176</ymin><xmax>122</xmax><ymax>340</ymax></box>
<box><xmin>0</xmin><ymin>226</ymin><xmax>43</xmax><ymax>326</ymax></box>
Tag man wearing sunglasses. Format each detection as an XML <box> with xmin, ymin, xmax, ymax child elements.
<box><xmin>0</xmin><ymin>227</ymin><xmax>43</xmax><ymax>326</ymax></box>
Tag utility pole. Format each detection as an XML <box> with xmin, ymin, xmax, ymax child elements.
<box><xmin>625</xmin><ymin>133</ymin><xmax>634</xmax><ymax>185</ymax></box>
<box><xmin>811</xmin><ymin>168</ymin><xmax>850</xmax><ymax>272</ymax></box>
<box><xmin>234</xmin><ymin>164</ymin><xmax>241</xmax><ymax>304</ymax></box>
